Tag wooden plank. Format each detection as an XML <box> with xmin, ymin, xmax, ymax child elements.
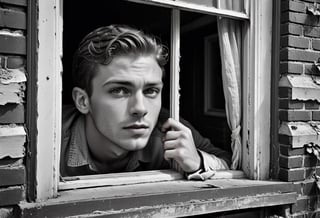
<box><xmin>60</xmin><ymin>170</ymin><xmax>246</xmax><ymax>190</ymax></box>
<box><xmin>0</xmin><ymin>68</ymin><xmax>27</xmax><ymax>84</ymax></box>
<box><xmin>0</xmin><ymin>8</ymin><xmax>26</xmax><ymax>29</ymax></box>
<box><xmin>0</xmin><ymin>103</ymin><xmax>24</xmax><ymax>123</ymax></box>
<box><xmin>0</xmin><ymin>166</ymin><xmax>25</xmax><ymax>186</ymax></box>
<box><xmin>19</xmin><ymin>179</ymin><xmax>297</xmax><ymax>217</ymax></box>
<box><xmin>0</xmin><ymin>186</ymin><xmax>23</xmax><ymax>206</ymax></box>
<box><xmin>0</xmin><ymin>83</ymin><xmax>25</xmax><ymax>105</ymax></box>
<box><xmin>0</xmin><ymin>125</ymin><xmax>26</xmax><ymax>158</ymax></box>
<box><xmin>71</xmin><ymin>193</ymin><xmax>297</xmax><ymax>218</ymax></box>
<box><xmin>0</xmin><ymin>32</ymin><xmax>26</xmax><ymax>54</ymax></box>
<box><xmin>0</xmin><ymin>0</ymin><xmax>27</xmax><ymax>6</ymax></box>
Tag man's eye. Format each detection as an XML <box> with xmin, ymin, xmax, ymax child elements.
<box><xmin>109</xmin><ymin>87</ymin><xmax>130</xmax><ymax>97</ymax></box>
<box><xmin>144</xmin><ymin>88</ymin><xmax>160</xmax><ymax>98</ymax></box>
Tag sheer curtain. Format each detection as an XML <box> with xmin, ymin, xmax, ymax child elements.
<box><xmin>215</xmin><ymin>0</ymin><xmax>248</xmax><ymax>170</ymax></box>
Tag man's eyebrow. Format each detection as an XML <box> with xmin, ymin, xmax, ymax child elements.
<box><xmin>103</xmin><ymin>80</ymin><xmax>163</xmax><ymax>87</ymax></box>
<box><xmin>103</xmin><ymin>81</ymin><xmax>133</xmax><ymax>86</ymax></box>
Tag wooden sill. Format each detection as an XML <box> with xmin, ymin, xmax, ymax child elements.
<box><xmin>19</xmin><ymin>175</ymin><xmax>297</xmax><ymax>217</ymax></box>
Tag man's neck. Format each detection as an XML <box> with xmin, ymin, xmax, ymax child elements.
<box><xmin>85</xmin><ymin>114</ymin><xmax>129</xmax><ymax>164</ymax></box>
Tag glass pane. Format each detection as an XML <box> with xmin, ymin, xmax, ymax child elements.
<box><xmin>176</xmin><ymin>0</ymin><xmax>246</xmax><ymax>13</ymax></box>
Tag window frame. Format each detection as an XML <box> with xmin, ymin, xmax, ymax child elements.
<box><xmin>35</xmin><ymin>0</ymin><xmax>272</xmax><ymax>200</ymax></box>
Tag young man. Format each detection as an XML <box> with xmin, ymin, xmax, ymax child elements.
<box><xmin>60</xmin><ymin>25</ymin><xmax>230</xmax><ymax>180</ymax></box>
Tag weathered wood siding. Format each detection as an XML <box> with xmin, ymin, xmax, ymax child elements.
<box><xmin>0</xmin><ymin>0</ymin><xmax>27</xmax><ymax>217</ymax></box>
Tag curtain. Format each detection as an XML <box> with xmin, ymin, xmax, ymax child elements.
<box><xmin>215</xmin><ymin>0</ymin><xmax>248</xmax><ymax>170</ymax></box>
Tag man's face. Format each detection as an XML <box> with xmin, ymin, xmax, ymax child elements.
<box><xmin>87</xmin><ymin>55</ymin><xmax>163</xmax><ymax>156</ymax></box>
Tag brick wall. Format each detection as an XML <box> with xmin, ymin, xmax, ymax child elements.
<box><xmin>279</xmin><ymin>0</ymin><xmax>320</xmax><ymax>217</ymax></box>
<box><xmin>0</xmin><ymin>0</ymin><xmax>27</xmax><ymax>217</ymax></box>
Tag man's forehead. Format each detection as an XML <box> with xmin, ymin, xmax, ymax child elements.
<box><xmin>97</xmin><ymin>55</ymin><xmax>163</xmax><ymax>79</ymax></box>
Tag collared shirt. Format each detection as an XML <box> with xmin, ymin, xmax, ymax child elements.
<box><xmin>60</xmin><ymin>105</ymin><xmax>231</xmax><ymax>179</ymax></box>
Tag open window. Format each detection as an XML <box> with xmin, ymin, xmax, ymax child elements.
<box><xmin>59</xmin><ymin>0</ymin><xmax>245</xmax><ymax>189</ymax></box>
<box><xmin>28</xmin><ymin>1</ymin><xmax>291</xmax><ymax>216</ymax></box>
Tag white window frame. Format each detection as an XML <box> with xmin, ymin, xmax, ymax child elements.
<box><xmin>35</xmin><ymin>0</ymin><xmax>272</xmax><ymax>200</ymax></box>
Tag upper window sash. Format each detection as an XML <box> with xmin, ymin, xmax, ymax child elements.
<box><xmin>126</xmin><ymin>0</ymin><xmax>249</xmax><ymax>20</ymax></box>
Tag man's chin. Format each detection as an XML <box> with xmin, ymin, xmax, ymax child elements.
<box><xmin>119</xmin><ymin>139</ymin><xmax>148</xmax><ymax>151</ymax></box>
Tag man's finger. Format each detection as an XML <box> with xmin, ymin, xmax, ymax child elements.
<box><xmin>163</xmin><ymin>140</ymin><xmax>177</xmax><ymax>150</ymax></box>
<box><xmin>161</xmin><ymin>118</ymin><xmax>187</xmax><ymax>132</ymax></box>
<box><xmin>163</xmin><ymin>130</ymin><xmax>180</xmax><ymax>141</ymax></box>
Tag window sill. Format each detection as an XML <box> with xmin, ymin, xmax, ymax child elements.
<box><xmin>19</xmin><ymin>177</ymin><xmax>297</xmax><ymax>217</ymax></box>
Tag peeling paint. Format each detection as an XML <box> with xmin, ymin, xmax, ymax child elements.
<box><xmin>0</xmin><ymin>68</ymin><xmax>26</xmax><ymax>84</ymax></box>
<box><xmin>0</xmin><ymin>83</ymin><xmax>25</xmax><ymax>105</ymax></box>
<box><xmin>0</xmin><ymin>125</ymin><xmax>26</xmax><ymax>159</ymax></box>
<box><xmin>0</xmin><ymin>29</ymin><xmax>24</xmax><ymax>37</ymax></box>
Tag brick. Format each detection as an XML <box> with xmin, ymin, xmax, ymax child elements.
<box><xmin>280</xmin><ymin>62</ymin><xmax>303</xmax><ymax>74</ymax></box>
<box><xmin>0</xmin><ymin>166</ymin><xmax>25</xmax><ymax>187</ymax></box>
<box><xmin>280</xmin><ymin>48</ymin><xmax>320</xmax><ymax>62</ymax></box>
<box><xmin>280</xmin><ymin>144</ymin><xmax>305</xmax><ymax>156</ymax></box>
<box><xmin>279</xmin><ymin>87</ymin><xmax>292</xmax><ymax>98</ymax></box>
<box><xmin>0</xmin><ymin>8</ymin><xmax>26</xmax><ymax>30</ymax></box>
<box><xmin>280</xmin><ymin>155</ymin><xmax>303</xmax><ymax>168</ymax></box>
<box><xmin>281</xmin><ymin>1</ymin><xmax>306</xmax><ymax>13</ymax></box>
<box><xmin>305</xmin><ymin>63</ymin><xmax>320</xmax><ymax>75</ymax></box>
<box><xmin>313</xmin><ymin>111</ymin><xmax>320</xmax><ymax>120</ymax></box>
<box><xmin>281</xmin><ymin>23</ymin><xmax>303</xmax><ymax>36</ymax></box>
<box><xmin>282</xmin><ymin>12</ymin><xmax>320</xmax><ymax>27</ymax></box>
<box><xmin>302</xmin><ymin>180</ymin><xmax>317</xmax><ymax>195</ymax></box>
<box><xmin>6</xmin><ymin>56</ymin><xmax>25</xmax><ymax>68</ymax></box>
<box><xmin>281</xmin><ymin>35</ymin><xmax>309</xmax><ymax>49</ymax></box>
<box><xmin>0</xmin><ymin>186</ymin><xmax>23</xmax><ymax>206</ymax></box>
<box><xmin>304</xmin><ymin>26</ymin><xmax>320</xmax><ymax>37</ymax></box>
<box><xmin>305</xmin><ymin>100</ymin><xmax>320</xmax><ymax>110</ymax></box>
<box><xmin>279</xmin><ymin>134</ymin><xmax>292</xmax><ymax>145</ymax></box>
<box><xmin>279</xmin><ymin>167</ymin><xmax>305</xmax><ymax>181</ymax></box>
<box><xmin>303</xmin><ymin>155</ymin><xmax>318</xmax><ymax>167</ymax></box>
<box><xmin>279</xmin><ymin>99</ymin><xmax>304</xmax><ymax>109</ymax></box>
<box><xmin>305</xmin><ymin>167</ymin><xmax>317</xmax><ymax>178</ymax></box>
<box><xmin>291</xmin><ymin>197</ymin><xmax>309</xmax><ymax>213</ymax></box>
<box><xmin>279</xmin><ymin>110</ymin><xmax>312</xmax><ymax>121</ymax></box>
<box><xmin>0</xmin><ymin>34</ymin><xmax>26</xmax><ymax>55</ymax></box>
<box><xmin>313</xmin><ymin>39</ymin><xmax>320</xmax><ymax>51</ymax></box>
<box><xmin>0</xmin><ymin>104</ymin><xmax>24</xmax><ymax>123</ymax></box>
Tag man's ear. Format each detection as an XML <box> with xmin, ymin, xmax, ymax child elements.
<box><xmin>72</xmin><ymin>87</ymin><xmax>90</xmax><ymax>114</ymax></box>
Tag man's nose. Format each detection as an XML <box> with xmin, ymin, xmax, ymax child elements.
<box><xmin>129</xmin><ymin>91</ymin><xmax>148</xmax><ymax>117</ymax></box>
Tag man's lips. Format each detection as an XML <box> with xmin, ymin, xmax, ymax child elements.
<box><xmin>123</xmin><ymin>124</ymin><xmax>149</xmax><ymax>129</ymax></box>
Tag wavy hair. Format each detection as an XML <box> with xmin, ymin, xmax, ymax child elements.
<box><xmin>72</xmin><ymin>25</ymin><xmax>168</xmax><ymax>96</ymax></box>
